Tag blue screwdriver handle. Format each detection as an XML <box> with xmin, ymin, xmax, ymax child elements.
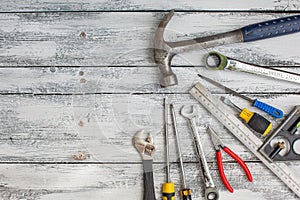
<box><xmin>253</xmin><ymin>99</ymin><xmax>284</xmax><ymax>118</ymax></box>
<box><xmin>241</xmin><ymin>15</ymin><xmax>300</xmax><ymax>42</ymax></box>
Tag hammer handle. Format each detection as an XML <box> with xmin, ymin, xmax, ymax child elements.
<box><xmin>241</xmin><ymin>15</ymin><xmax>300</xmax><ymax>42</ymax></box>
<box><xmin>143</xmin><ymin>160</ymin><xmax>156</xmax><ymax>200</ymax></box>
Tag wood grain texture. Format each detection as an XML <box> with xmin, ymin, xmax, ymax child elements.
<box><xmin>0</xmin><ymin>163</ymin><xmax>299</xmax><ymax>200</ymax></box>
<box><xmin>0</xmin><ymin>1</ymin><xmax>299</xmax><ymax>199</ymax></box>
<box><xmin>0</xmin><ymin>0</ymin><xmax>298</xmax><ymax>12</ymax></box>
<box><xmin>1</xmin><ymin>12</ymin><xmax>300</xmax><ymax>67</ymax></box>
<box><xmin>0</xmin><ymin>67</ymin><xmax>299</xmax><ymax>94</ymax></box>
<box><xmin>0</xmin><ymin>93</ymin><xmax>298</xmax><ymax>162</ymax></box>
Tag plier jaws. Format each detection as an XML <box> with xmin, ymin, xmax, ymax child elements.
<box><xmin>207</xmin><ymin>126</ymin><xmax>225</xmax><ymax>151</ymax></box>
<box><xmin>207</xmin><ymin>126</ymin><xmax>253</xmax><ymax>193</ymax></box>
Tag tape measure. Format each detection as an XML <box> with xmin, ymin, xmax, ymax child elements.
<box><xmin>190</xmin><ymin>82</ymin><xmax>300</xmax><ymax>197</ymax></box>
<box><xmin>205</xmin><ymin>52</ymin><xmax>300</xmax><ymax>84</ymax></box>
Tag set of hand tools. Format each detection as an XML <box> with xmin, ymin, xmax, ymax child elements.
<box><xmin>189</xmin><ymin>82</ymin><xmax>300</xmax><ymax>197</ymax></box>
<box><xmin>134</xmin><ymin>10</ymin><xmax>300</xmax><ymax>200</ymax></box>
<box><xmin>134</xmin><ymin>99</ymin><xmax>254</xmax><ymax>199</ymax></box>
<box><xmin>154</xmin><ymin>10</ymin><xmax>300</xmax><ymax>87</ymax></box>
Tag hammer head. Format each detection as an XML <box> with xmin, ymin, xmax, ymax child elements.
<box><xmin>154</xmin><ymin>11</ymin><xmax>178</xmax><ymax>87</ymax></box>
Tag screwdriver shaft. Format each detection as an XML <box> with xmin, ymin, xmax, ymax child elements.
<box><xmin>170</xmin><ymin>104</ymin><xmax>187</xmax><ymax>189</ymax></box>
<box><xmin>198</xmin><ymin>74</ymin><xmax>253</xmax><ymax>103</ymax></box>
<box><xmin>220</xmin><ymin>96</ymin><xmax>242</xmax><ymax>112</ymax></box>
<box><xmin>163</xmin><ymin>99</ymin><xmax>175</xmax><ymax>200</ymax></box>
<box><xmin>164</xmin><ymin>98</ymin><xmax>171</xmax><ymax>183</ymax></box>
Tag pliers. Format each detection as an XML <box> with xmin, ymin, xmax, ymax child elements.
<box><xmin>207</xmin><ymin>126</ymin><xmax>253</xmax><ymax>193</ymax></box>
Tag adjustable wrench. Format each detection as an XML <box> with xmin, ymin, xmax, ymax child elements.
<box><xmin>181</xmin><ymin>105</ymin><xmax>219</xmax><ymax>200</ymax></box>
<box><xmin>133</xmin><ymin>130</ymin><xmax>157</xmax><ymax>200</ymax></box>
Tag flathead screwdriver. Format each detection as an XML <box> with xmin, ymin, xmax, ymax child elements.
<box><xmin>198</xmin><ymin>74</ymin><xmax>283</xmax><ymax>118</ymax></box>
<box><xmin>162</xmin><ymin>98</ymin><xmax>175</xmax><ymax>200</ymax></box>
<box><xmin>170</xmin><ymin>104</ymin><xmax>192</xmax><ymax>200</ymax></box>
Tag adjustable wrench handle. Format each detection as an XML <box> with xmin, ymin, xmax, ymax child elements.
<box><xmin>143</xmin><ymin>160</ymin><xmax>156</xmax><ymax>200</ymax></box>
<box><xmin>241</xmin><ymin>15</ymin><xmax>300</xmax><ymax>42</ymax></box>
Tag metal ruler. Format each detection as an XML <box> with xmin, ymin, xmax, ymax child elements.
<box><xmin>205</xmin><ymin>52</ymin><xmax>300</xmax><ymax>84</ymax></box>
<box><xmin>190</xmin><ymin>82</ymin><xmax>300</xmax><ymax>197</ymax></box>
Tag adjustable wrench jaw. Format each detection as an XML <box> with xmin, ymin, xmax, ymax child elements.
<box><xmin>133</xmin><ymin>130</ymin><xmax>157</xmax><ymax>160</ymax></box>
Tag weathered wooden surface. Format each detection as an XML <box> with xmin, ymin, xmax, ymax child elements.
<box><xmin>1</xmin><ymin>12</ymin><xmax>300</xmax><ymax>67</ymax></box>
<box><xmin>0</xmin><ymin>163</ymin><xmax>299</xmax><ymax>200</ymax></box>
<box><xmin>0</xmin><ymin>1</ymin><xmax>300</xmax><ymax>200</ymax></box>
<box><xmin>0</xmin><ymin>0</ymin><xmax>299</xmax><ymax>12</ymax></box>
<box><xmin>0</xmin><ymin>67</ymin><xmax>299</xmax><ymax>94</ymax></box>
<box><xmin>0</xmin><ymin>93</ymin><xmax>298</xmax><ymax>163</ymax></box>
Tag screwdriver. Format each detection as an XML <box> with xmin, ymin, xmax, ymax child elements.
<box><xmin>198</xmin><ymin>74</ymin><xmax>284</xmax><ymax>119</ymax></box>
<box><xmin>170</xmin><ymin>104</ymin><xmax>192</xmax><ymax>200</ymax></box>
<box><xmin>221</xmin><ymin>96</ymin><xmax>272</xmax><ymax>136</ymax></box>
<box><xmin>162</xmin><ymin>98</ymin><xmax>175</xmax><ymax>200</ymax></box>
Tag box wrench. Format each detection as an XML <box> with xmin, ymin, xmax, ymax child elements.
<box><xmin>205</xmin><ymin>51</ymin><xmax>300</xmax><ymax>84</ymax></box>
<box><xmin>181</xmin><ymin>105</ymin><xmax>219</xmax><ymax>200</ymax></box>
<box><xmin>133</xmin><ymin>130</ymin><xmax>157</xmax><ymax>200</ymax></box>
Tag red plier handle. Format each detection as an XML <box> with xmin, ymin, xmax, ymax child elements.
<box><xmin>216</xmin><ymin>147</ymin><xmax>253</xmax><ymax>193</ymax></box>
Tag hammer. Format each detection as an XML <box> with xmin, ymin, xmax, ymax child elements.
<box><xmin>154</xmin><ymin>11</ymin><xmax>300</xmax><ymax>87</ymax></box>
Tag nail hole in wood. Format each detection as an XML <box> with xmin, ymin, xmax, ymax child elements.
<box><xmin>79</xmin><ymin>31</ymin><xmax>86</xmax><ymax>38</ymax></box>
<box><xmin>73</xmin><ymin>151</ymin><xmax>89</xmax><ymax>160</ymax></box>
<box><xmin>50</xmin><ymin>67</ymin><xmax>56</xmax><ymax>73</ymax></box>
<box><xmin>78</xmin><ymin>120</ymin><xmax>84</xmax><ymax>127</ymax></box>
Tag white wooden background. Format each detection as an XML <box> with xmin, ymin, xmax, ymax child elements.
<box><xmin>0</xmin><ymin>1</ymin><xmax>300</xmax><ymax>199</ymax></box>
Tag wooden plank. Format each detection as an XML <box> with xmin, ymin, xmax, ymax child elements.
<box><xmin>1</xmin><ymin>12</ymin><xmax>300</xmax><ymax>67</ymax></box>
<box><xmin>0</xmin><ymin>163</ymin><xmax>299</xmax><ymax>200</ymax></box>
<box><xmin>0</xmin><ymin>93</ymin><xmax>298</xmax><ymax>162</ymax></box>
<box><xmin>0</xmin><ymin>67</ymin><xmax>299</xmax><ymax>94</ymax></box>
<box><xmin>0</xmin><ymin>0</ymin><xmax>294</xmax><ymax>12</ymax></box>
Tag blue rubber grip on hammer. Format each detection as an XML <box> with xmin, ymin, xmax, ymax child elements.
<box><xmin>241</xmin><ymin>15</ymin><xmax>300</xmax><ymax>42</ymax></box>
<box><xmin>253</xmin><ymin>99</ymin><xmax>283</xmax><ymax>118</ymax></box>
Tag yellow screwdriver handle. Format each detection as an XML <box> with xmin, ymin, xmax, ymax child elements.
<box><xmin>239</xmin><ymin>108</ymin><xmax>254</xmax><ymax>123</ymax></box>
<box><xmin>162</xmin><ymin>182</ymin><xmax>175</xmax><ymax>200</ymax></box>
<box><xmin>180</xmin><ymin>188</ymin><xmax>193</xmax><ymax>200</ymax></box>
<box><xmin>240</xmin><ymin>108</ymin><xmax>272</xmax><ymax>136</ymax></box>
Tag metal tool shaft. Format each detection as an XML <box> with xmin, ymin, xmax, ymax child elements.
<box><xmin>189</xmin><ymin>118</ymin><xmax>215</xmax><ymax>188</ymax></box>
<box><xmin>164</xmin><ymin>98</ymin><xmax>171</xmax><ymax>183</ymax></box>
<box><xmin>170</xmin><ymin>104</ymin><xmax>187</xmax><ymax>189</ymax></box>
<box><xmin>220</xmin><ymin>96</ymin><xmax>242</xmax><ymax>112</ymax></box>
<box><xmin>228</xmin><ymin>59</ymin><xmax>300</xmax><ymax>84</ymax></box>
<box><xmin>198</xmin><ymin>74</ymin><xmax>253</xmax><ymax>103</ymax></box>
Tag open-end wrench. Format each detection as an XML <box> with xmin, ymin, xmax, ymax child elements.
<box><xmin>181</xmin><ymin>105</ymin><xmax>219</xmax><ymax>200</ymax></box>
<box><xmin>133</xmin><ymin>130</ymin><xmax>157</xmax><ymax>200</ymax></box>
